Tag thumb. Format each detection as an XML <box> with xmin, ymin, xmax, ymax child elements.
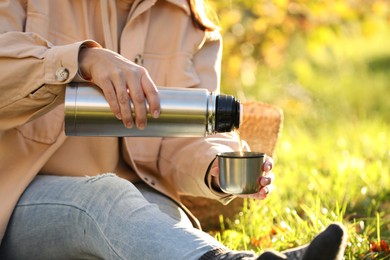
<box><xmin>209</xmin><ymin>165</ymin><xmax>219</xmax><ymax>177</ymax></box>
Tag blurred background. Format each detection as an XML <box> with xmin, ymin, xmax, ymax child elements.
<box><xmin>211</xmin><ymin>0</ymin><xmax>390</xmax><ymax>124</ymax></box>
<box><xmin>206</xmin><ymin>1</ymin><xmax>390</xmax><ymax>259</ymax></box>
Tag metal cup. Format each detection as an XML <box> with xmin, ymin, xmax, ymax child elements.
<box><xmin>218</xmin><ymin>151</ymin><xmax>266</xmax><ymax>194</ymax></box>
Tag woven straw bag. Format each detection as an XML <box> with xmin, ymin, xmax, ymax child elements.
<box><xmin>181</xmin><ymin>101</ymin><xmax>284</xmax><ymax>230</ymax></box>
<box><xmin>239</xmin><ymin>101</ymin><xmax>284</xmax><ymax>156</ymax></box>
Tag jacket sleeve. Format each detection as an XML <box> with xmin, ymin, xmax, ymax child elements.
<box><xmin>159</xmin><ymin>134</ymin><xmax>251</xmax><ymax>204</ymax></box>
<box><xmin>0</xmin><ymin>0</ymin><xmax>99</xmax><ymax>130</ymax></box>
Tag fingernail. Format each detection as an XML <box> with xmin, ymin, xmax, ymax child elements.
<box><xmin>263</xmin><ymin>162</ymin><xmax>272</xmax><ymax>172</ymax></box>
<box><xmin>261</xmin><ymin>177</ymin><xmax>271</xmax><ymax>186</ymax></box>
<box><xmin>137</xmin><ymin>122</ymin><xmax>145</xmax><ymax>130</ymax></box>
<box><xmin>152</xmin><ymin>110</ymin><xmax>160</xmax><ymax>119</ymax></box>
<box><xmin>125</xmin><ymin>121</ymin><xmax>133</xmax><ymax>128</ymax></box>
<box><xmin>116</xmin><ymin>113</ymin><xmax>122</xmax><ymax>120</ymax></box>
<box><xmin>259</xmin><ymin>187</ymin><xmax>269</xmax><ymax>196</ymax></box>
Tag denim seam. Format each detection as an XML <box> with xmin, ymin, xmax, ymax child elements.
<box><xmin>15</xmin><ymin>203</ymin><xmax>125</xmax><ymax>260</ymax></box>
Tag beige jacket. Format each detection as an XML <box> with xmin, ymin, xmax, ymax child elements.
<box><xmin>0</xmin><ymin>0</ymin><xmax>243</xmax><ymax>243</ymax></box>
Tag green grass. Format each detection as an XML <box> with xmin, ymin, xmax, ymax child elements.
<box><xmin>214</xmin><ymin>29</ymin><xmax>390</xmax><ymax>259</ymax></box>
<box><xmin>212</xmin><ymin>120</ymin><xmax>389</xmax><ymax>259</ymax></box>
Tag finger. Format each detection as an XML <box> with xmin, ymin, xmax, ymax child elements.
<box><xmin>259</xmin><ymin>171</ymin><xmax>274</xmax><ymax>186</ymax></box>
<box><xmin>259</xmin><ymin>185</ymin><xmax>271</xmax><ymax>198</ymax></box>
<box><xmin>248</xmin><ymin>185</ymin><xmax>272</xmax><ymax>200</ymax></box>
<box><xmin>209</xmin><ymin>165</ymin><xmax>219</xmax><ymax>177</ymax></box>
<box><xmin>238</xmin><ymin>189</ymin><xmax>264</xmax><ymax>200</ymax></box>
<box><xmin>140</xmin><ymin>71</ymin><xmax>160</xmax><ymax>119</ymax></box>
<box><xmin>127</xmin><ymin>74</ymin><xmax>148</xmax><ymax>130</ymax></box>
<box><xmin>262</xmin><ymin>156</ymin><xmax>274</xmax><ymax>172</ymax></box>
<box><xmin>114</xmin><ymin>80</ymin><xmax>134</xmax><ymax>129</ymax></box>
<box><xmin>100</xmin><ymin>81</ymin><xmax>124</xmax><ymax>121</ymax></box>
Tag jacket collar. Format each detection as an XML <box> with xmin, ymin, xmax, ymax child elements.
<box><xmin>129</xmin><ymin>0</ymin><xmax>190</xmax><ymax>23</ymax></box>
<box><xmin>165</xmin><ymin>0</ymin><xmax>190</xmax><ymax>15</ymax></box>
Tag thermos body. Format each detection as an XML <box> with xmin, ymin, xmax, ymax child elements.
<box><xmin>64</xmin><ymin>83</ymin><xmax>241</xmax><ymax>137</ymax></box>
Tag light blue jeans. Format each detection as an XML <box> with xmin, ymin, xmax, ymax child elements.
<box><xmin>0</xmin><ymin>174</ymin><xmax>228</xmax><ymax>259</ymax></box>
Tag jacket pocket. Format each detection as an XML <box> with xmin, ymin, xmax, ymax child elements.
<box><xmin>16</xmin><ymin>105</ymin><xmax>64</xmax><ymax>145</ymax></box>
<box><xmin>143</xmin><ymin>52</ymin><xmax>200</xmax><ymax>88</ymax></box>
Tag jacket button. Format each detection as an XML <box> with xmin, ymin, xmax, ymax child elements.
<box><xmin>134</xmin><ymin>54</ymin><xmax>144</xmax><ymax>65</ymax></box>
<box><xmin>55</xmin><ymin>67</ymin><xmax>69</xmax><ymax>82</ymax></box>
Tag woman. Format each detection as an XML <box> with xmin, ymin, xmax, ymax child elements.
<box><xmin>0</xmin><ymin>0</ymin><xmax>346</xmax><ymax>259</ymax></box>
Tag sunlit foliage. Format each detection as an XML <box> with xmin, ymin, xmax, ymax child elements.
<box><xmin>208</xmin><ymin>0</ymin><xmax>390</xmax><ymax>91</ymax></box>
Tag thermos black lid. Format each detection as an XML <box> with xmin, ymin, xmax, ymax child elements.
<box><xmin>215</xmin><ymin>95</ymin><xmax>241</xmax><ymax>132</ymax></box>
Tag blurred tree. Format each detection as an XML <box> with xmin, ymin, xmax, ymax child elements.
<box><xmin>207</xmin><ymin>0</ymin><xmax>390</xmax><ymax>93</ymax></box>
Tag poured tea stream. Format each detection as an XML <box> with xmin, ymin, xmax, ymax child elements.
<box><xmin>233</xmin><ymin>129</ymin><xmax>244</xmax><ymax>156</ymax></box>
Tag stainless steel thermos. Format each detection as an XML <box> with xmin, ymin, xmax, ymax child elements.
<box><xmin>64</xmin><ymin>83</ymin><xmax>242</xmax><ymax>137</ymax></box>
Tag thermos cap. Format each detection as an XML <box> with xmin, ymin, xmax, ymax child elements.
<box><xmin>214</xmin><ymin>95</ymin><xmax>241</xmax><ymax>133</ymax></box>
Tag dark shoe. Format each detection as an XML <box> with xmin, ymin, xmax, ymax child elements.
<box><xmin>258</xmin><ymin>223</ymin><xmax>347</xmax><ymax>260</ymax></box>
<box><xmin>302</xmin><ymin>223</ymin><xmax>347</xmax><ymax>260</ymax></box>
<box><xmin>199</xmin><ymin>248</ymin><xmax>290</xmax><ymax>260</ymax></box>
<box><xmin>199</xmin><ymin>248</ymin><xmax>258</xmax><ymax>260</ymax></box>
<box><xmin>200</xmin><ymin>223</ymin><xmax>347</xmax><ymax>260</ymax></box>
<box><xmin>281</xmin><ymin>244</ymin><xmax>308</xmax><ymax>260</ymax></box>
<box><xmin>257</xmin><ymin>250</ymin><xmax>287</xmax><ymax>259</ymax></box>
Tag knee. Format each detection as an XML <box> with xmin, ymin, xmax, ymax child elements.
<box><xmin>85</xmin><ymin>173</ymin><xmax>121</xmax><ymax>183</ymax></box>
<box><xmin>85</xmin><ymin>173</ymin><xmax>134</xmax><ymax>190</ymax></box>
<box><xmin>83</xmin><ymin>173</ymin><xmax>141</xmax><ymax>203</ymax></box>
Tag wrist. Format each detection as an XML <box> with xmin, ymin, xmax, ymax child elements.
<box><xmin>78</xmin><ymin>46</ymin><xmax>96</xmax><ymax>80</ymax></box>
<box><xmin>210</xmin><ymin>175</ymin><xmax>222</xmax><ymax>193</ymax></box>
